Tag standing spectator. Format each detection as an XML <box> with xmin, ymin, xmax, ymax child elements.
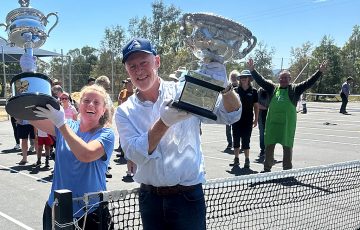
<box><xmin>51</xmin><ymin>85</ymin><xmax>63</xmax><ymax>99</ymax></box>
<box><xmin>115</xmin><ymin>78</ymin><xmax>136</xmax><ymax>179</ymax></box>
<box><xmin>231</xmin><ymin>70</ymin><xmax>259</xmax><ymax>168</ymax></box>
<box><xmin>30</xmin><ymin>84</ymin><xmax>115</xmax><ymax>229</ymax></box>
<box><xmin>225</xmin><ymin>70</ymin><xmax>240</xmax><ymax>150</ymax></box>
<box><xmin>87</xmin><ymin>77</ymin><xmax>96</xmax><ymax>86</ymax></box>
<box><xmin>118</xmin><ymin>78</ymin><xmax>134</xmax><ymax>105</ymax></box>
<box><xmin>16</xmin><ymin>119</ymin><xmax>35</xmax><ymax>165</ymax></box>
<box><xmin>11</xmin><ymin>116</ymin><xmax>20</xmax><ymax>150</ymax></box>
<box><xmin>115</xmin><ymin>78</ymin><xmax>134</xmax><ymax>154</ymax></box>
<box><xmin>115</xmin><ymin>38</ymin><xmax>241</xmax><ymax>230</ymax></box>
<box><xmin>248</xmin><ymin>58</ymin><xmax>328</xmax><ymax>172</ymax></box>
<box><xmin>59</xmin><ymin>92</ymin><xmax>78</xmax><ymax>120</ymax></box>
<box><xmin>95</xmin><ymin>75</ymin><xmax>114</xmax><ymax>179</ymax></box>
<box><xmin>33</xmin><ymin>128</ymin><xmax>53</xmax><ymax>168</ymax></box>
<box><xmin>339</xmin><ymin>77</ymin><xmax>353</xmax><ymax>114</ymax></box>
<box><xmin>257</xmin><ymin>87</ymin><xmax>270</xmax><ymax>158</ymax></box>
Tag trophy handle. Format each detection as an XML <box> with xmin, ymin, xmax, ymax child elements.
<box><xmin>239</xmin><ymin>35</ymin><xmax>257</xmax><ymax>59</ymax></box>
<box><xmin>45</xmin><ymin>12</ymin><xmax>59</xmax><ymax>37</ymax></box>
<box><xmin>0</xmin><ymin>23</ymin><xmax>8</xmax><ymax>31</ymax></box>
<box><xmin>0</xmin><ymin>23</ymin><xmax>10</xmax><ymax>45</ymax></box>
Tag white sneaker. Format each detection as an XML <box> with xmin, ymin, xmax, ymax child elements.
<box><xmin>29</xmin><ymin>145</ymin><xmax>35</xmax><ymax>152</ymax></box>
<box><xmin>14</xmin><ymin>144</ymin><xmax>21</xmax><ymax>150</ymax></box>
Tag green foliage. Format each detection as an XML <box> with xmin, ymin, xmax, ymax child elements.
<box><xmin>251</xmin><ymin>41</ymin><xmax>275</xmax><ymax>78</ymax></box>
<box><xmin>38</xmin><ymin>1</ymin><xmax>359</xmax><ymax>97</ymax></box>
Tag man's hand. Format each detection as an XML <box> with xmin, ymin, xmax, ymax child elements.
<box><xmin>20</xmin><ymin>53</ymin><xmax>37</xmax><ymax>72</ymax></box>
<box><xmin>160</xmin><ymin>99</ymin><xmax>191</xmax><ymax>127</ymax></box>
<box><xmin>200</xmin><ymin>62</ymin><xmax>228</xmax><ymax>87</ymax></box>
<box><xmin>247</xmin><ymin>58</ymin><xmax>255</xmax><ymax>71</ymax></box>
<box><xmin>34</xmin><ymin>104</ymin><xmax>65</xmax><ymax>128</ymax></box>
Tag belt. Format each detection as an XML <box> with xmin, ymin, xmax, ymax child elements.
<box><xmin>140</xmin><ymin>183</ymin><xmax>201</xmax><ymax>196</ymax></box>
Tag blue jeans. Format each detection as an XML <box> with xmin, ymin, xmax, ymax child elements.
<box><xmin>139</xmin><ymin>184</ymin><xmax>206</xmax><ymax>230</ymax></box>
<box><xmin>258</xmin><ymin>109</ymin><xmax>267</xmax><ymax>152</ymax></box>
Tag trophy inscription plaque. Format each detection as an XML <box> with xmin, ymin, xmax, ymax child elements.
<box><xmin>173</xmin><ymin>13</ymin><xmax>257</xmax><ymax>120</ymax></box>
<box><xmin>1</xmin><ymin>0</ymin><xmax>59</xmax><ymax>120</ymax></box>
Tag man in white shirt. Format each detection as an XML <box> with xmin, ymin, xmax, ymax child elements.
<box><xmin>115</xmin><ymin>38</ymin><xmax>241</xmax><ymax>230</ymax></box>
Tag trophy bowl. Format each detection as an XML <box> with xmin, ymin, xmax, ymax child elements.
<box><xmin>6</xmin><ymin>72</ymin><xmax>60</xmax><ymax>120</ymax></box>
<box><xmin>0</xmin><ymin>4</ymin><xmax>58</xmax><ymax>48</ymax></box>
<box><xmin>181</xmin><ymin>12</ymin><xmax>257</xmax><ymax>64</ymax></box>
<box><xmin>172</xmin><ymin>13</ymin><xmax>257</xmax><ymax>120</ymax></box>
<box><xmin>2</xmin><ymin>0</ymin><xmax>59</xmax><ymax>120</ymax></box>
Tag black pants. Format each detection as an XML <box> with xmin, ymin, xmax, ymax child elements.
<box><xmin>340</xmin><ymin>93</ymin><xmax>348</xmax><ymax>113</ymax></box>
<box><xmin>11</xmin><ymin>117</ymin><xmax>20</xmax><ymax>145</ymax></box>
<box><xmin>43</xmin><ymin>202</ymin><xmax>114</xmax><ymax>230</ymax></box>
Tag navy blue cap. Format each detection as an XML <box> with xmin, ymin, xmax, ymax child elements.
<box><xmin>122</xmin><ymin>38</ymin><xmax>157</xmax><ymax>63</ymax></box>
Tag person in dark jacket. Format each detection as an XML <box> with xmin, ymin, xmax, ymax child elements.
<box><xmin>339</xmin><ymin>77</ymin><xmax>353</xmax><ymax>114</ymax></box>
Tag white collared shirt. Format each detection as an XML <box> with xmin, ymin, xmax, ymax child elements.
<box><xmin>115</xmin><ymin>79</ymin><xmax>241</xmax><ymax>186</ymax></box>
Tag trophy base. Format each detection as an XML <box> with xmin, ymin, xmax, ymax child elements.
<box><xmin>5</xmin><ymin>93</ymin><xmax>60</xmax><ymax>120</ymax></box>
<box><xmin>172</xmin><ymin>100</ymin><xmax>217</xmax><ymax>120</ymax></box>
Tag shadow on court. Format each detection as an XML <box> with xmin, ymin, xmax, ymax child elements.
<box><xmin>0</xmin><ymin>164</ymin><xmax>53</xmax><ymax>182</ymax></box>
<box><xmin>226</xmin><ymin>165</ymin><xmax>258</xmax><ymax>176</ymax></box>
<box><xmin>1</xmin><ymin>148</ymin><xmax>21</xmax><ymax>154</ymax></box>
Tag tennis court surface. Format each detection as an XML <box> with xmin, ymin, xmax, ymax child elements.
<box><xmin>0</xmin><ymin>101</ymin><xmax>359</xmax><ymax>229</ymax></box>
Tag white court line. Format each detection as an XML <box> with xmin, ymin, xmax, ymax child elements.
<box><xmin>296</xmin><ymin>126</ymin><xmax>360</xmax><ymax>133</ymax></box>
<box><xmin>0</xmin><ymin>164</ymin><xmax>49</xmax><ymax>183</ymax></box>
<box><xmin>0</xmin><ymin>211</ymin><xmax>34</xmax><ymax>230</ymax></box>
<box><xmin>296</xmin><ymin>132</ymin><xmax>359</xmax><ymax>139</ymax></box>
<box><xmin>203</xmin><ymin>125</ymin><xmax>360</xmax><ymax>133</ymax></box>
<box><xmin>202</xmin><ymin>137</ymin><xmax>360</xmax><ymax>146</ymax></box>
<box><xmin>298</xmin><ymin>116</ymin><xmax>360</xmax><ymax>123</ymax></box>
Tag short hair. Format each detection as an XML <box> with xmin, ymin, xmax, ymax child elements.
<box><xmin>347</xmin><ymin>77</ymin><xmax>353</xmax><ymax>81</ymax></box>
<box><xmin>87</xmin><ymin>77</ymin><xmax>96</xmax><ymax>84</ymax></box>
<box><xmin>278</xmin><ymin>70</ymin><xmax>291</xmax><ymax>78</ymax></box>
<box><xmin>52</xmin><ymin>85</ymin><xmax>63</xmax><ymax>93</ymax></box>
<box><xmin>95</xmin><ymin>75</ymin><xmax>111</xmax><ymax>90</ymax></box>
<box><xmin>229</xmin><ymin>70</ymin><xmax>240</xmax><ymax>82</ymax></box>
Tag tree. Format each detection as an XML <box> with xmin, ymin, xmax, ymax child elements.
<box><xmin>341</xmin><ymin>25</ymin><xmax>360</xmax><ymax>94</ymax></box>
<box><xmin>126</xmin><ymin>0</ymin><xmax>188</xmax><ymax>77</ymax></box>
<box><xmin>251</xmin><ymin>41</ymin><xmax>275</xmax><ymax>78</ymax></box>
<box><xmin>312</xmin><ymin>36</ymin><xmax>342</xmax><ymax>94</ymax></box>
<box><xmin>97</xmin><ymin>25</ymin><xmax>127</xmax><ymax>96</ymax></box>
<box><xmin>61</xmin><ymin>46</ymin><xmax>98</xmax><ymax>92</ymax></box>
<box><xmin>289</xmin><ymin>41</ymin><xmax>313</xmax><ymax>84</ymax></box>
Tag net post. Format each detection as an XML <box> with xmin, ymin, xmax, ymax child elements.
<box><xmin>54</xmin><ymin>189</ymin><xmax>73</xmax><ymax>230</ymax></box>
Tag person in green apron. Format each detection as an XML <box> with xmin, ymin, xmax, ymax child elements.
<box><xmin>247</xmin><ymin>58</ymin><xmax>328</xmax><ymax>172</ymax></box>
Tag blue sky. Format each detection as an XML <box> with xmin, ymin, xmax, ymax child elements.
<box><xmin>1</xmin><ymin>0</ymin><xmax>359</xmax><ymax>69</ymax></box>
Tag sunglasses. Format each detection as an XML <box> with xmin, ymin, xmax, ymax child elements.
<box><xmin>60</xmin><ymin>97</ymin><xmax>69</xmax><ymax>101</ymax></box>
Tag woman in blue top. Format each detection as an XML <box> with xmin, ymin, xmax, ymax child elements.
<box><xmin>30</xmin><ymin>84</ymin><xmax>115</xmax><ymax>230</ymax></box>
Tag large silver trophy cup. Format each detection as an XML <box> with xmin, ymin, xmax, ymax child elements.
<box><xmin>172</xmin><ymin>13</ymin><xmax>256</xmax><ymax>120</ymax></box>
<box><xmin>1</xmin><ymin>0</ymin><xmax>59</xmax><ymax>120</ymax></box>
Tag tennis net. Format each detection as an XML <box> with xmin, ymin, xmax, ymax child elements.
<box><xmin>55</xmin><ymin>160</ymin><xmax>360</xmax><ymax>229</ymax></box>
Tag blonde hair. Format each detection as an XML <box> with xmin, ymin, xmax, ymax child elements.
<box><xmin>79</xmin><ymin>84</ymin><xmax>112</xmax><ymax>126</ymax></box>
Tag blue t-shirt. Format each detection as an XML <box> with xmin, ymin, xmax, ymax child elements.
<box><xmin>47</xmin><ymin>120</ymin><xmax>114</xmax><ymax>217</ymax></box>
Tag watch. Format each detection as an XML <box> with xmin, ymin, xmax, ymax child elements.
<box><xmin>221</xmin><ymin>83</ymin><xmax>233</xmax><ymax>95</ymax></box>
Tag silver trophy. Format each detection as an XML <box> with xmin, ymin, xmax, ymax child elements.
<box><xmin>1</xmin><ymin>0</ymin><xmax>59</xmax><ymax>120</ymax></box>
<box><xmin>172</xmin><ymin>13</ymin><xmax>257</xmax><ymax>120</ymax></box>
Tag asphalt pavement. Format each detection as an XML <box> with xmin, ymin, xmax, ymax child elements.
<box><xmin>0</xmin><ymin>101</ymin><xmax>359</xmax><ymax>229</ymax></box>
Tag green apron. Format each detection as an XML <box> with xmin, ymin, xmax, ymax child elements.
<box><xmin>264</xmin><ymin>87</ymin><xmax>297</xmax><ymax>147</ymax></box>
